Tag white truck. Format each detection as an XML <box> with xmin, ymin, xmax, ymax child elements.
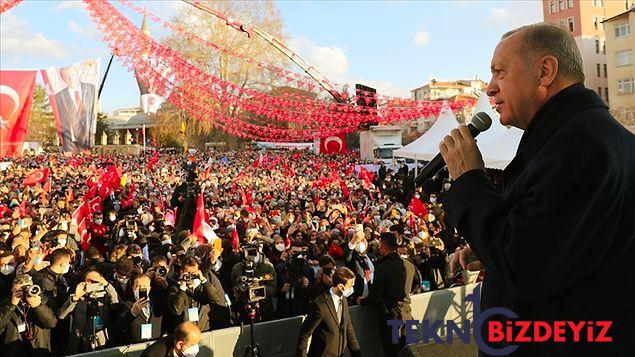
<box><xmin>359</xmin><ymin>125</ymin><xmax>403</xmax><ymax>163</ymax></box>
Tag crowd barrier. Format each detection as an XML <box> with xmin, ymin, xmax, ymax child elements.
<box><xmin>70</xmin><ymin>283</ymin><xmax>480</xmax><ymax>357</ymax></box>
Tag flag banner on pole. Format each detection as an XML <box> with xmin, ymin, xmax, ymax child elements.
<box><xmin>0</xmin><ymin>70</ymin><xmax>37</xmax><ymax>158</ymax></box>
<box><xmin>41</xmin><ymin>59</ymin><xmax>100</xmax><ymax>153</ymax></box>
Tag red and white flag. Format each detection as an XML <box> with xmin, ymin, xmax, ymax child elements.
<box><xmin>318</xmin><ymin>134</ymin><xmax>347</xmax><ymax>154</ymax></box>
<box><xmin>1</xmin><ymin>70</ymin><xmax>37</xmax><ymax>157</ymax></box>
<box><xmin>72</xmin><ymin>201</ymin><xmax>90</xmax><ymax>251</ymax></box>
<box><xmin>23</xmin><ymin>167</ymin><xmax>50</xmax><ymax>186</ymax></box>
<box><xmin>192</xmin><ymin>188</ymin><xmax>218</xmax><ymax>244</ymax></box>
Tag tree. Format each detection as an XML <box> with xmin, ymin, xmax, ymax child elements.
<box><xmin>159</xmin><ymin>1</ymin><xmax>290</xmax><ymax>145</ymax></box>
<box><xmin>25</xmin><ymin>84</ymin><xmax>57</xmax><ymax>146</ymax></box>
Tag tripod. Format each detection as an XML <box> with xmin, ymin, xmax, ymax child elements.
<box><xmin>243</xmin><ymin>302</ymin><xmax>262</xmax><ymax>357</ymax></box>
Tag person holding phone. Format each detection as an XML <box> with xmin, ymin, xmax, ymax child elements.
<box><xmin>116</xmin><ymin>273</ymin><xmax>167</xmax><ymax>344</ymax></box>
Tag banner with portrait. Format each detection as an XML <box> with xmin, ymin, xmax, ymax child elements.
<box><xmin>41</xmin><ymin>59</ymin><xmax>100</xmax><ymax>153</ymax></box>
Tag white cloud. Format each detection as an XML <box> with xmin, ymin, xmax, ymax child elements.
<box><xmin>0</xmin><ymin>13</ymin><xmax>67</xmax><ymax>60</ymax></box>
<box><xmin>68</xmin><ymin>20</ymin><xmax>101</xmax><ymax>39</ymax></box>
<box><xmin>486</xmin><ymin>4</ymin><xmax>542</xmax><ymax>30</ymax></box>
<box><xmin>487</xmin><ymin>8</ymin><xmax>510</xmax><ymax>27</ymax></box>
<box><xmin>54</xmin><ymin>1</ymin><xmax>87</xmax><ymax>11</ymax></box>
<box><xmin>287</xmin><ymin>36</ymin><xmax>349</xmax><ymax>80</ymax></box>
<box><xmin>413</xmin><ymin>30</ymin><xmax>431</xmax><ymax>47</ymax></box>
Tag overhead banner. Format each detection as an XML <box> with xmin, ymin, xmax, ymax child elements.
<box><xmin>41</xmin><ymin>59</ymin><xmax>100</xmax><ymax>153</ymax></box>
<box><xmin>318</xmin><ymin>134</ymin><xmax>348</xmax><ymax>154</ymax></box>
<box><xmin>0</xmin><ymin>70</ymin><xmax>37</xmax><ymax>158</ymax></box>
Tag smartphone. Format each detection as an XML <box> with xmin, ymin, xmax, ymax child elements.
<box><xmin>139</xmin><ymin>288</ymin><xmax>148</xmax><ymax>300</ymax></box>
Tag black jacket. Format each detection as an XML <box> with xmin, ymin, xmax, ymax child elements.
<box><xmin>166</xmin><ymin>273</ymin><xmax>227</xmax><ymax>332</ymax></box>
<box><xmin>31</xmin><ymin>267</ymin><xmax>69</xmax><ymax>312</ymax></box>
<box><xmin>296</xmin><ymin>290</ymin><xmax>361</xmax><ymax>357</ymax></box>
<box><xmin>359</xmin><ymin>252</ymin><xmax>413</xmax><ymax>321</ymax></box>
<box><xmin>445</xmin><ymin>84</ymin><xmax>635</xmax><ymax>356</ymax></box>
<box><xmin>0</xmin><ymin>298</ymin><xmax>58</xmax><ymax>357</ymax></box>
<box><xmin>139</xmin><ymin>334</ymin><xmax>175</xmax><ymax>357</ymax></box>
<box><xmin>116</xmin><ymin>296</ymin><xmax>166</xmax><ymax>344</ymax></box>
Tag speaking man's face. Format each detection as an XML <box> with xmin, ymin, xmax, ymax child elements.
<box><xmin>60</xmin><ymin>66</ymin><xmax>80</xmax><ymax>90</ymax></box>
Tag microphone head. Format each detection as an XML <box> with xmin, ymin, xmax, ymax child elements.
<box><xmin>471</xmin><ymin>112</ymin><xmax>492</xmax><ymax>132</ymax></box>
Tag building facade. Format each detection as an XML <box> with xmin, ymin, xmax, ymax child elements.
<box><xmin>604</xmin><ymin>6</ymin><xmax>635</xmax><ymax>132</ymax></box>
<box><xmin>542</xmin><ymin>0</ymin><xmax>634</xmax><ymax>104</ymax></box>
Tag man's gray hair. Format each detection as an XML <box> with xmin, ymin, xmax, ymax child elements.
<box><xmin>503</xmin><ymin>23</ymin><xmax>585</xmax><ymax>83</ymax></box>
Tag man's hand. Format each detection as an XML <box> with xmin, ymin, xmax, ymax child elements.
<box><xmin>439</xmin><ymin>125</ymin><xmax>485</xmax><ymax>180</ymax></box>
<box><xmin>25</xmin><ymin>294</ymin><xmax>42</xmax><ymax>308</ymax></box>
<box><xmin>11</xmin><ymin>288</ymin><xmax>22</xmax><ymax>306</ymax></box>
<box><xmin>449</xmin><ymin>246</ymin><xmax>483</xmax><ymax>274</ymax></box>
<box><xmin>131</xmin><ymin>297</ymin><xmax>149</xmax><ymax>316</ymax></box>
<box><xmin>301</xmin><ymin>277</ymin><xmax>309</xmax><ymax>288</ymax></box>
<box><xmin>73</xmin><ymin>282</ymin><xmax>87</xmax><ymax>301</ymax></box>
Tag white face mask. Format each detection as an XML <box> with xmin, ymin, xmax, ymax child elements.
<box><xmin>183</xmin><ymin>343</ymin><xmax>199</xmax><ymax>357</ymax></box>
<box><xmin>430</xmin><ymin>197</ymin><xmax>437</xmax><ymax>204</ymax></box>
<box><xmin>137</xmin><ymin>208</ymin><xmax>144</xmax><ymax>215</ymax></box>
<box><xmin>33</xmin><ymin>256</ymin><xmax>43</xmax><ymax>266</ymax></box>
<box><xmin>133</xmin><ymin>288</ymin><xmax>140</xmax><ymax>300</ymax></box>
<box><xmin>413</xmin><ymin>236</ymin><xmax>422</xmax><ymax>245</ymax></box>
<box><xmin>355</xmin><ymin>242</ymin><xmax>367</xmax><ymax>254</ymax></box>
<box><xmin>62</xmin><ymin>263</ymin><xmax>71</xmax><ymax>274</ymax></box>
<box><xmin>418</xmin><ymin>231</ymin><xmax>429</xmax><ymax>240</ymax></box>
<box><xmin>162</xmin><ymin>239</ymin><xmax>172</xmax><ymax>245</ymax></box>
<box><xmin>60</xmin><ymin>221</ymin><xmax>68</xmax><ymax>231</ymax></box>
<box><xmin>191</xmin><ymin>278</ymin><xmax>202</xmax><ymax>289</ymax></box>
<box><xmin>342</xmin><ymin>284</ymin><xmax>354</xmax><ymax>298</ymax></box>
<box><xmin>58</xmin><ymin>239</ymin><xmax>67</xmax><ymax>247</ymax></box>
<box><xmin>149</xmin><ymin>226</ymin><xmax>155</xmax><ymax>232</ymax></box>
<box><xmin>275</xmin><ymin>243</ymin><xmax>285</xmax><ymax>252</ymax></box>
<box><xmin>253</xmin><ymin>255</ymin><xmax>261</xmax><ymax>264</ymax></box>
<box><xmin>400</xmin><ymin>254</ymin><xmax>409</xmax><ymax>259</ymax></box>
<box><xmin>0</xmin><ymin>264</ymin><xmax>15</xmax><ymax>275</ymax></box>
<box><xmin>109</xmin><ymin>214</ymin><xmax>117</xmax><ymax>222</ymax></box>
<box><xmin>94</xmin><ymin>219</ymin><xmax>103</xmax><ymax>225</ymax></box>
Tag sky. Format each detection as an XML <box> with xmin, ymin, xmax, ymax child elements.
<box><xmin>0</xmin><ymin>0</ymin><xmax>544</xmax><ymax>114</ymax></box>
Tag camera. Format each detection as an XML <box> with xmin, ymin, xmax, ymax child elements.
<box><xmin>85</xmin><ymin>283</ymin><xmax>106</xmax><ymax>299</ymax></box>
<box><xmin>22</xmin><ymin>284</ymin><xmax>41</xmax><ymax>298</ymax></box>
<box><xmin>156</xmin><ymin>266</ymin><xmax>168</xmax><ymax>277</ymax></box>
<box><xmin>234</xmin><ymin>276</ymin><xmax>267</xmax><ymax>304</ymax></box>
<box><xmin>139</xmin><ymin>288</ymin><xmax>148</xmax><ymax>300</ymax></box>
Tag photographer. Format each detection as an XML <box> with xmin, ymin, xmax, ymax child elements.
<box><xmin>170</xmin><ymin>170</ymin><xmax>199</xmax><ymax>233</ymax></box>
<box><xmin>230</xmin><ymin>244</ymin><xmax>277</xmax><ymax>322</ymax></box>
<box><xmin>0</xmin><ymin>274</ymin><xmax>57</xmax><ymax>357</ymax></box>
<box><xmin>275</xmin><ymin>244</ymin><xmax>314</xmax><ymax>318</ymax></box>
<box><xmin>310</xmin><ymin>255</ymin><xmax>335</xmax><ymax>298</ymax></box>
<box><xmin>108</xmin><ymin>257</ymin><xmax>135</xmax><ymax>301</ymax></box>
<box><xmin>57</xmin><ymin>270</ymin><xmax>119</xmax><ymax>353</ymax></box>
<box><xmin>167</xmin><ymin>256</ymin><xmax>227</xmax><ymax>332</ymax></box>
<box><xmin>117</xmin><ymin>273</ymin><xmax>167</xmax><ymax>344</ymax></box>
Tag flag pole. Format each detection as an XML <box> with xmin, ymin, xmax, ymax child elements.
<box><xmin>98</xmin><ymin>54</ymin><xmax>115</xmax><ymax>100</ymax></box>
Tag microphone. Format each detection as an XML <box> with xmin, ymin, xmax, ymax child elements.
<box><xmin>414</xmin><ymin>112</ymin><xmax>492</xmax><ymax>186</ymax></box>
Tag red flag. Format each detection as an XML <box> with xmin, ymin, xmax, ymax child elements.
<box><xmin>340</xmin><ymin>181</ymin><xmax>350</xmax><ymax>199</ymax></box>
<box><xmin>231</xmin><ymin>227</ymin><xmax>240</xmax><ymax>251</ymax></box>
<box><xmin>68</xmin><ymin>187</ymin><xmax>74</xmax><ymax>202</ymax></box>
<box><xmin>1</xmin><ymin>70</ymin><xmax>37</xmax><ymax>157</ymax></box>
<box><xmin>318</xmin><ymin>134</ymin><xmax>347</xmax><ymax>154</ymax></box>
<box><xmin>72</xmin><ymin>202</ymin><xmax>90</xmax><ymax>251</ymax></box>
<box><xmin>408</xmin><ymin>196</ymin><xmax>428</xmax><ymax>218</ymax></box>
<box><xmin>192</xmin><ymin>188</ymin><xmax>210</xmax><ymax>244</ymax></box>
<box><xmin>88</xmin><ymin>196</ymin><xmax>102</xmax><ymax>214</ymax></box>
<box><xmin>0</xmin><ymin>204</ymin><xmax>11</xmax><ymax>218</ymax></box>
<box><xmin>23</xmin><ymin>167</ymin><xmax>50</xmax><ymax>186</ymax></box>
<box><xmin>43</xmin><ymin>179</ymin><xmax>52</xmax><ymax>193</ymax></box>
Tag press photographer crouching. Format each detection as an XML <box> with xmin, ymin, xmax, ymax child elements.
<box><xmin>57</xmin><ymin>270</ymin><xmax>119</xmax><ymax>353</ymax></box>
<box><xmin>167</xmin><ymin>256</ymin><xmax>227</xmax><ymax>332</ymax></box>
<box><xmin>275</xmin><ymin>243</ymin><xmax>314</xmax><ymax>318</ymax></box>
<box><xmin>230</xmin><ymin>243</ymin><xmax>277</xmax><ymax>323</ymax></box>
<box><xmin>0</xmin><ymin>274</ymin><xmax>57</xmax><ymax>357</ymax></box>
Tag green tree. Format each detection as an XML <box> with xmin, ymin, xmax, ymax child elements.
<box><xmin>25</xmin><ymin>84</ymin><xmax>57</xmax><ymax>146</ymax></box>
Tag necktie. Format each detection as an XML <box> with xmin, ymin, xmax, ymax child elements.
<box><xmin>337</xmin><ymin>298</ymin><xmax>342</xmax><ymax>324</ymax></box>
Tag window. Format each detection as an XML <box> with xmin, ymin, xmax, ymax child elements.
<box><xmin>559</xmin><ymin>0</ymin><xmax>565</xmax><ymax>11</ymax></box>
<box><xmin>593</xmin><ymin>0</ymin><xmax>604</xmax><ymax>7</ymax></box>
<box><xmin>597</xmin><ymin>63</ymin><xmax>601</xmax><ymax>77</ymax></box>
<box><xmin>595</xmin><ymin>39</ymin><xmax>600</xmax><ymax>53</ymax></box>
<box><xmin>603</xmin><ymin>41</ymin><xmax>606</xmax><ymax>54</ymax></box>
<box><xmin>604</xmin><ymin>64</ymin><xmax>607</xmax><ymax>77</ymax></box>
<box><xmin>617</xmin><ymin>79</ymin><xmax>634</xmax><ymax>94</ymax></box>
<box><xmin>568</xmin><ymin>0</ymin><xmax>574</xmax><ymax>8</ymax></box>
<box><xmin>615</xmin><ymin>22</ymin><xmax>631</xmax><ymax>38</ymax></box>
<box><xmin>604</xmin><ymin>87</ymin><xmax>609</xmax><ymax>101</ymax></box>
<box><xmin>568</xmin><ymin>17</ymin><xmax>575</xmax><ymax>32</ymax></box>
<box><xmin>616</xmin><ymin>50</ymin><xmax>633</xmax><ymax>66</ymax></box>
<box><xmin>598</xmin><ymin>87</ymin><xmax>603</xmax><ymax>97</ymax></box>
<box><xmin>599</xmin><ymin>17</ymin><xmax>604</xmax><ymax>30</ymax></box>
<box><xmin>550</xmin><ymin>0</ymin><xmax>557</xmax><ymax>13</ymax></box>
<box><xmin>593</xmin><ymin>16</ymin><xmax>599</xmax><ymax>30</ymax></box>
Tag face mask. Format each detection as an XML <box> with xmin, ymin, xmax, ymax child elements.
<box><xmin>34</xmin><ymin>256</ymin><xmax>43</xmax><ymax>265</ymax></box>
<box><xmin>116</xmin><ymin>275</ymin><xmax>128</xmax><ymax>285</ymax></box>
<box><xmin>319</xmin><ymin>225</ymin><xmax>326</xmax><ymax>232</ymax></box>
<box><xmin>58</xmin><ymin>239</ymin><xmax>67</xmax><ymax>247</ymax></box>
<box><xmin>443</xmin><ymin>183</ymin><xmax>451</xmax><ymax>190</ymax></box>
<box><xmin>275</xmin><ymin>243</ymin><xmax>285</xmax><ymax>252</ymax></box>
<box><xmin>183</xmin><ymin>343</ymin><xmax>199</xmax><ymax>357</ymax></box>
<box><xmin>427</xmin><ymin>214</ymin><xmax>436</xmax><ymax>222</ymax></box>
<box><xmin>62</xmin><ymin>264</ymin><xmax>71</xmax><ymax>274</ymax></box>
<box><xmin>342</xmin><ymin>285</ymin><xmax>354</xmax><ymax>298</ymax></box>
<box><xmin>60</xmin><ymin>221</ymin><xmax>68</xmax><ymax>231</ymax></box>
<box><xmin>373</xmin><ymin>215</ymin><xmax>381</xmax><ymax>221</ymax></box>
<box><xmin>430</xmin><ymin>197</ymin><xmax>437</xmax><ymax>204</ymax></box>
<box><xmin>137</xmin><ymin>208</ymin><xmax>144</xmax><ymax>215</ymax></box>
<box><xmin>253</xmin><ymin>255</ymin><xmax>261</xmax><ymax>264</ymax></box>
<box><xmin>191</xmin><ymin>278</ymin><xmax>202</xmax><ymax>289</ymax></box>
<box><xmin>413</xmin><ymin>236</ymin><xmax>422</xmax><ymax>245</ymax></box>
<box><xmin>400</xmin><ymin>254</ymin><xmax>409</xmax><ymax>259</ymax></box>
<box><xmin>133</xmin><ymin>288</ymin><xmax>140</xmax><ymax>300</ymax></box>
<box><xmin>110</xmin><ymin>214</ymin><xmax>117</xmax><ymax>222</ymax></box>
<box><xmin>0</xmin><ymin>264</ymin><xmax>15</xmax><ymax>275</ymax></box>
<box><xmin>162</xmin><ymin>238</ymin><xmax>172</xmax><ymax>245</ymax></box>
<box><xmin>355</xmin><ymin>242</ymin><xmax>367</xmax><ymax>254</ymax></box>
<box><xmin>149</xmin><ymin>226</ymin><xmax>155</xmax><ymax>232</ymax></box>
<box><xmin>94</xmin><ymin>219</ymin><xmax>103</xmax><ymax>225</ymax></box>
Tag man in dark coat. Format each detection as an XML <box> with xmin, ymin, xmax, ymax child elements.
<box><xmin>140</xmin><ymin>322</ymin><xmax>201</xmax><ymax>357</ymax></box>
<box><xmin>296</xmin><ymin>267</ymin><xmax>361</xmax><ymax>357</ymax></box>
<box><xmin>442</xmin><ymin>23</ymin><xmax>635</xmax><ymax>356</ymax></box>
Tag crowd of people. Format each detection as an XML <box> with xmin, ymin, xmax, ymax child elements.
<box><xmin>0</xmin><ymin>148</ymin><xmax>480</xmax><ymax>356</ymax></box>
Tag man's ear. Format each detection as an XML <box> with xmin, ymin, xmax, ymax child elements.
<box><xmin>539</xmin><ymin>55</ymin><xmax>558</xmax><ymax>87</ymax></box>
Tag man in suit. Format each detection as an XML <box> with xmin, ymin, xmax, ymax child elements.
<box><xmin>443</xmin><ymin>23</ymin><xmax>635</xmax><ymax>356</ymax></box>
<box><xmin>140</xmin><ymin>321</ymin><xmax>201</xmax><ymax>357</ymax></box>
<box><xmin>116</xmin><ymin>273</ymin><xmax>167</xmax><ymax>344</ymax></box>
<box><xmin>296</xmin><ymin>267</ymin><xmax>361</xmax><ymax>357</ymax></box>
<box><xmin>55</xmin><ymin>64</ymin><xmax>96</xmax><ymax>152</ymax></box>
<box><xmin>358</xmin><ymin>232</ymin><xmax>413</xmax><ymax>357</ymax></box>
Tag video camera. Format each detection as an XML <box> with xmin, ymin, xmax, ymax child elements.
<box><xmin>85</xmin><ymin>282</ymin><xmax>107</xmax><ymax>300</ymax></box>
<box><xmin>22</xmin><ymin>284</ymin><xmax>41</xmax><ymax>298</ymax></box>
<box><xmin>234</xmin><ymin>276</ymin><xmax>267</xmax><ymax>304</ymax></box>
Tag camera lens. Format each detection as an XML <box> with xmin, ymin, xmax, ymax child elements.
<box><xmin>157</xmin><ymin>266</ymin><xmax>167</xmax><ymax>277</ymax></box>
<box><xmin>25</xmin><ymin>284</ymin><xmax>41</xmax><ymax>297</ymax></box>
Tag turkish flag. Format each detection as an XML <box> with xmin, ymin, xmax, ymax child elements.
<box><xmin>408</xmin><ymin>196</ymin><xmax>428</xmax><ymax>218</ymax></box>
<box><xmin>88</xmin><ymin>196</ymin><xmax>102</xmax><ymax>214</ymax></box>
<box><xmin>319</xmin><ymin>134</ymin><xmax>347</xmax><ymax>154</ymax></box>
<box><xmin>23</xmin><ymin>167</ymin><xmax>50</xmax><ymax>186</ymax></box>
<box><xmin>72</xmin><ymin>201</ymin><xmax>90</xmax><ymax>251</ymax></box>
<box><xmin>1</xmin><ymin>70</ymin><xmax>37</xmax><ymax>157</ymax></box>
<box><xmin>192</xmin><ymin>188</ymin><xmax>218</xmax><ymax>244</ymax></box>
